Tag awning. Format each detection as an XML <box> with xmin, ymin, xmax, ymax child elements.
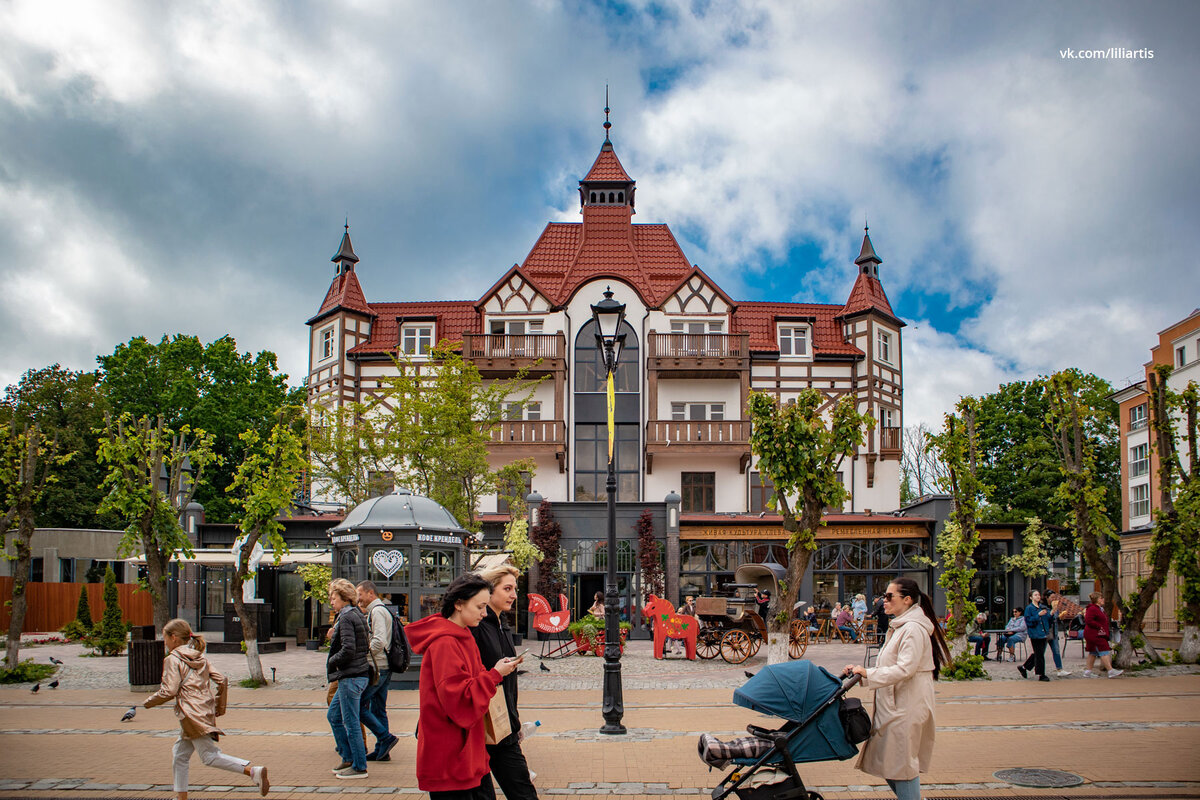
<box><xmin>125</xmin><ymin>549</ymin><xmax>332</xmax><ymax>566</ymax></box>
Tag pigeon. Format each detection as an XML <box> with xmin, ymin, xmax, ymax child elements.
<box><xmin>48</xmin><ymin>680</ymin><xmax>59</xmax><ymax>689</ymax></box>
<box><xmin>30</xmin><ymin>683</ymin><xmax>40</xmax><ymax>693</ymax></box>
<box><xmin>49</xmin><ymin>656</ymin><xmax>63</xmax><ymax>665</ymax></box>
<box><xmin>539</xmin><ymin>662</ymin><xmax>551</xmax><ymax>672</ymax></box>
<box><xmin>121</xmin><ymin>707</ymin><xmax>137</xmax><ymax>722</ymax></box>
<box><xmin>744</xmin><ymin>671</ymin><xmax>756</xmax><ymax>680</ymax></box>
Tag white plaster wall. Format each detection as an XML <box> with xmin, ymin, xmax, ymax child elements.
<box><xmin>655</xmin><ymin>379</ymin><xmax>743</xmax><ymax>417</ymax></box>
<box><xmin>644</xmin><ymin>453</ymin><xmax>746</xmax><ymax>511</ymax></box>
<box><xmin>482</xmin><ymin>453</ymin><xmax>568</xmax><ymax>510</ymax></box>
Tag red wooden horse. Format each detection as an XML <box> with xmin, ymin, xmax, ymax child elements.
<box><xmin>643</xmin><ymin>594</ymin><xmax>698</xmax><ymax>660</ymax></box>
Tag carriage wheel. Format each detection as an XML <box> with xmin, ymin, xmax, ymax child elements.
<box><xmin>808</xmin><ymin>792</ymin><xmax>824</xmax><ymax>800</ymax></box>
<box><xmin>720</xmin><ymin>630</ymin><xmax>754</xmax><ymax>664</ymax></box>
<box><xmin>789</xmin><ymin>620</ymin><xmax>809</xmax><ymax>660</ymax></box>
<box><xmin>696</xmin><ymin>629</ymin><xmax>721</xmax><ymax>660</ymax></box>
<box><xmin>747</xmin><ymin>633</ymin><xmax>762</xmax><ymax>658</ymax></box>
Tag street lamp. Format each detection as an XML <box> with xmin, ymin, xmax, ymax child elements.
<box><xmin>591</xmin><ymin>286</ymin><xmax>627</xmax><ymax>735</ymax></box>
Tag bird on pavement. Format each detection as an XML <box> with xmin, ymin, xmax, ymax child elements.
<box><xmin>49</xmin><ymin>656</ymin><xmax>63</xmax><ymax>665</ymax></box>
<box><xmin>30</xmin><ymin>683</ymin><xmax>40</xmax><ymax>693</ymax></box>
<box><xmin>539</xmin><ymin>662</ymin><xmax>551</xmax><ymax>672</ymax></box>
<box><xmin>121</xmin><ymin>707</ymin><xmax>137</xmax><ymax>722</ymax></box>
<box><xmin>49</xmin><ymin>680</ymin><xmax>59</xmax><ymax>689</ymax></box>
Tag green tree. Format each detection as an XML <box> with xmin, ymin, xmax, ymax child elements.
<box><xmin>635</xmin><ymin>509</ymin><xmax>664</xmax><ymax>599</ymax></box>
<box><xmin>1002</xmin><ymin>517</ymin><xmax>1051</xmax><ymax>579</ymax></box>
<box><xmin>0</xmin><ymin>421</ymin><xmax>70</xmax><ymax>669</ymax></box>
<box><xmin>97</xmin><ymin>414</ymin><xmax>217</xmax><ymax>634</ymax></box>
<box><xmin>90</xmin><ymin>565</ymin><xmax>126</xmax><ymax>656</ymax></box>
<box><xmin>494</xmin><ymin>459</ymin><xmax>541</xmax><ymax>570</ymax></box>
<box><xmin>297</xmin><ymin>563</ymin><xmax>332</xmax><ymax>641</ymax></box>
<box><xmin>928</xmin><ymin>397</ymin><xmax>989</xmax><ymax>645</ymax></box>
<box><xmin>307</xmin><ymin>400</ymin><xmax>393</xmax><ymax>509</ymax></box>
<box><xmin>98</xmin><ymin>335</ymin><xmax>297</xmax><ymax>523</ymax></box>
<box><xmin>1167</xmin><ymin>378</ymin><xmax>1199</xmax><ymax>662</ymax></box>
<box><xmin>747</xmin><ymin>389</ymin><xmax>875</xmax><ymax>644</ymax></box>
<box><xmin>75</xmin><ymin>584</ymin><xmax>94</xmax><ymax>631</ymax></box>
<box><xmin>227</xmin><ymin>407</ymin><xmax>308</xmax><ymax>684</ymax></box>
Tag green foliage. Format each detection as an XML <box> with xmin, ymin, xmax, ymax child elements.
<box><xmin>1002</xmin><ymin>517</ymin><xmax>1051</xmax><ymax>578</ymax></box>
<box><xmin>59</xmin><ymin>619</ymin><xmax>90</xmax><ymax>641</ymax></box>
<box><xmin>529</xmin><ymin>499</ymin><xmax>565</xmax><ymax>598</ymax></box>
<box><xmin>502</xmin><ymin>518</ymin><xmax>543</xmax><ymax>571</ymax></box>
<box><xmin>0</xmin><ymin>659</ymin><xmax>58</xmax><ymax>684</ymax></box>
<box><xmin>75</xmin><ymin>584</ymin><xmax>93</xmax><ymax>631</ymax></box>
<box><xmin>239</xmin><ymin>677</ymin><xmax>266</xmax><ymax>688</ymax></box>
<box><xmin>940</xmin><ymin>652</ymin><xmax>989</xmax><ymax>681</ymax></box>
<box><xmin>1161</xmin><ymin>376</ymin><xmax>1199</xmax><ymax>626</ymax></box>
<box><xmin>89</xmin><ymin>566</ymin><xmax>127</xmax><ymax>656</ymax></box>
<box><xmin>306</xmin><ymin>400</ymin><xmax>394</xmax><ymax>509</ymax></box>
<box><xmin>297</xmin><ymin>563</ymin><xmax>332</xmax><ymax>638</ymax></box>
<box><xmin>496</xmin><ymin>459</ymin><xmax>542</xmax><ymax>570</ymax></box>
<box><xmin>635</xmin><ymin>509</ymin><xmax>664</xmax><ymax>598</ymax></box>
<box><xmin>568</xmin><ymin>615</ymin><xmax>631</xmax><ymax>638</ymax></box>
<box><xmin>928</xmin><ymin>397</ymin><xmax>988</xmax><ymax>639</ymax></box>
<box><xmin>98</xmin><ymin>334</ymin><xmax>296</xmax><ymax>524</ymax></box>
<box><xmin>747</xmin><ymin>389</ymin><xmax>874</xmax><ymax>631</ymax></box>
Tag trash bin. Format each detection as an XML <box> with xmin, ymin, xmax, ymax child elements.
<box><xmin>128</xmin><ymin>639</ymin><xmax>165</xmax><ymax>690</ymax></box>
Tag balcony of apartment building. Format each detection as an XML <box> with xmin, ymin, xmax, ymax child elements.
<box><xmin>644</xmin><ymin>418</ymin><xmax>752</xmax><ymax>475</ymax></box>
<box><xmin>488</xmin><ymin>418</ymin><xmax>567</xmax><ymax>472</ymax></box>
<box><xmin>462</xmin><ymin>332</ymin><xmax>567</xmax><ymax>377</ymax></box>
<box><xmin>878</xmin><ymin>425</ymin><xmax>901</xmax><ymax>457</ymax></box>
<box><xmin>646</xmin><ymin>331</ymin><xmax>751</xmax><ymax>378</ymax></box>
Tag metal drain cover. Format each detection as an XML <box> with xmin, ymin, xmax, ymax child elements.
<box><xmin>994</xmin><ymin>767</ymin><xmax>1086</xmax><ymax>788</ymax></box>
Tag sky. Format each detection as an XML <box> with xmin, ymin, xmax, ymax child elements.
<box><xmin>1</xmin><ymin>0</ymin><xmax>1198</xmax><ymax>429</ymax></box>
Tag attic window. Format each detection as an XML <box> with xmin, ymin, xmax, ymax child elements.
<box><xmin>778</xmin><ymin>326</ymin><xmax>808</xmax><ymax>357</ymax></box>
<box><xmin>402</xmin><ymin>324</ymin><xmax>433</xmax><ymax>356</ymax></box>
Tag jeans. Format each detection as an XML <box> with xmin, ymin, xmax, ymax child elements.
<box><xmin>1047</xmin><ymin>634</ymin><xmax>1063</xmax><ymax>670</ymax></box>
<box><xmin>967</xmin><ymin>634</ymin><xmax>991</xmax><ymax>656</ymax></box>
<box><xmin>998</xmin><ymin>633</ymin><xmax>1026</xmax><ymax>654</ymax></box>
<box><xmin>837</xmin><ymin>625</ymin><xmax>858</xmax><ymax>642</ymax></box>
<box><xmin>329</xmin><ymin>675</ymin><xmax>369</xmax><ymax>770</ymax></box>
<box><xmin>172</xmin><ymin>735</ymin><xmax>249</xmax><ymax>792</ymax></box>
<box><xmin>487</xmin><ymin>739</ymin><xmax>539</xmax><ymax>800</ymax></box>
<box><xmin>887</xmin><ymin>776</ymin><xmax>921</xmax><ymax>800</ymax></box>
<box><xmin>1023</xmin><ymin>637</ymin><xmax>1048</xmax><ymax>677</ymax></box>
<box><xmin>360</xmin><ymin>668</ymin><xmax>392</xmax><ymax>748</ymax></box>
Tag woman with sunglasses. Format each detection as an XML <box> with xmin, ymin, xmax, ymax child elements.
<box><xmin>844</xmin><ymin>578</ymin><xmax>950</xmax><ymax>800</ymax></box>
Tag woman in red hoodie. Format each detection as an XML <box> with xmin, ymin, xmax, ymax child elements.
<box><xmin>406</xmin><ymin>573</ymin><xmax>522</xmax><ymax>800</ymax></box>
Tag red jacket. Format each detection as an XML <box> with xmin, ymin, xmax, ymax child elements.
<box><xmin>1083</xmin><ymin>603</ymin><xmax>1110</xmax><ymax>651</ymax></box>
<box><xmin>406</xmin><ymin>614</ymin><xmax>502</xmax><ymax>792</ymax></box>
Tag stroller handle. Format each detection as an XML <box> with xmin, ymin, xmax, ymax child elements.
<box><xmin>839</xmin><ymin>670</ymin><xmax>864</xmax><ymax>691</ymax></box>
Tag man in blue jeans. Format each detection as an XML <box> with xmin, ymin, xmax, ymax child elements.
<box><xmin>356</xmin><ymin>580</ymin><xmax>399</xmax><ymax>762</ymax></box>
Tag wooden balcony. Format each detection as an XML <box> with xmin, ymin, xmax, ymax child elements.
<box><xmin>879</xmin><ymin>426</ymin><xmax>901</xmax><ymax>455</ymax></box>
<box><xmin>463</xmin><ymin>333</ymin><xmax>566</xmax><ymax>376</ymax></box>
<box><xmin>647</xmin><ymin>332</ymin><xmax>750</xmax><ymax>378</ymax></box>
<box><xmin>488</xmin><ymin>420</ymin><xmax>567</xmax><ymax>471</ymax></box>
<box><xmin>644</xmin><ymin>419</ymin><xmax>752</xmax><ymax>474</ymax></box>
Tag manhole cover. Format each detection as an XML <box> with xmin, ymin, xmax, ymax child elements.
<box><xmin>994</xmin><ymin>767</ymin><xmax>1086</xmax><ymax>788</ymax></box>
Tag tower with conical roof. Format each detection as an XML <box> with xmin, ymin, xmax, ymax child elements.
<box><xmin>307</xmin><ymin>223</ymin><xmax>374</xmax><ymax>411</ymax></box>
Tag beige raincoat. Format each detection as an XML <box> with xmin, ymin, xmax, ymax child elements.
<box><xmin>855</xmin><ymin>604</ymin><xmax>937</xmax><ymax>781</ymax></box>
<box><xmin>144</xmin><ymin>646</ymin><xmax>228</xmax><ymax>739</ymax></box>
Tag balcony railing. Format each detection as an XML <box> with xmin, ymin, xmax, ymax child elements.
<box><xmin>879</xmin><ymin>426</ymin><xmax>901</xmax><ymax>451</ymax></box>
<box><xmin>1129</xmin><ymin>417</ymin><xmax>1147</xmax><ymax>432</ymax></box>
<box><xmin>489</xmin><ymin>420</ymin><xmax>565</xmax><ymax>446</ymax></box>
<box><xmin>646</xmin><ymin>419</ymin><xmax>752</xmax><ymax>446</ymax></box>
<box><xmin>463</xmin><ymin>334</ymin><xmax>564</xmax><ymax>361</ymax></box>
<box><xmin>648</xmin><ymin>333</ymin><xmax>749</xmax><ymax>359</ymax></box>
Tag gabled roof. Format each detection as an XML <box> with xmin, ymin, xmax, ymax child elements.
<box><xmin>840</xmin><ymin>273</ymin><xmax>899</xmax><ymax>322</ymax></box>
<box><xmin>733</xmin><ymin>302</ymin><xmax>863</xmax><ymax>357</ymax></box>
<box><xmin>310</xmin><ymin>269</ymin><xmax>373</xmax><ymax>323</ymax></box>
<box><xmin>346</xmin><ymin>301</ymin><xmax>480</xmax><ymax>355</ymax></box>
<box><xmin>582</xmin><ymin>141</ymin><xmax>632</xmax><ymax>182</ymax></box>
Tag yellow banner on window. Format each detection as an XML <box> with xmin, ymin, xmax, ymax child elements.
<box><xmin>606</xmin><ymin>370</ymin><xmax>615</xmax><ymax>463</ymax></box>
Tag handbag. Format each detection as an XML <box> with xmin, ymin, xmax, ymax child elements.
<box><xmin>483</xmin><ymin>684</ymin><xmax>511</xmax><ymax>745</ymax></box>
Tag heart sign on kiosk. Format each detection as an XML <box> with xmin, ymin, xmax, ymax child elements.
<box><xmin>371</xmin><ymin>549</ymin><xmax>406</xmax><ymax>578</ymax></box>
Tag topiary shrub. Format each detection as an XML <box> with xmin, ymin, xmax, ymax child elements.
<box><xmin>940</xmin><ymin>651</ymin><xmax>990</xmax><ymax>681</ymax></box>
<box><xmin>88</xmin><ymin>566</ymin><xmax>127</xmax><ymax>656</ymax></box>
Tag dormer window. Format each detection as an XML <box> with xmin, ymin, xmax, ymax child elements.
<box><xmin>402</xmin><ymin>324</ymin><xmax>433</xmax><ymax>356</ymax></box>
<box><xmin>778</xmin><ymin>325</ymin><xmax>809</xmax><ymax>357</ymax></box>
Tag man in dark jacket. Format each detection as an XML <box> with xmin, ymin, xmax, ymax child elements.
<box><xmin>327</xmin><ymin>578</ymin><xmax>372</xmax><ymax>779</ymax></box>
<box><xmin>473</xmin><ymin>565</ymin><xmax>539</xmax><ymax>800</ymax></box>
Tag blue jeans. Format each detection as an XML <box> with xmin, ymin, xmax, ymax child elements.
<box><xmin>328</xmin><ymin>676</ymin><xmax>368</xmax><ymax>770</ymax></box>
<box><xmin>967</xmin><ymin>634</ymin><xmax>991</xmax><ymax>655</ymax></box>
<box><xmin>360</xmin><ymin>669</ymin><xmax>392</xmax><ymax>749</ymax></box>
<box><xmin>1047</xmin><ymin>634</ymin><xmax>1063</xmax><ymax>670</ymax></box>
<box><xmin>887</xmin><ymin>777</ymin><xmax>921</xmax><ymax>800</ymax></box>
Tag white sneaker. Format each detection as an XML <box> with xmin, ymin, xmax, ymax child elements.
<box><xmin>251</xmin><ymin>766</ymin><xmax>269</xmax><ymax>796</ymax></box>
<box><xmin>1056</xmin><ymin>670</ymin><xmax>1071</xmax><ymax>677</ymax></box>
<box><xmin>1083</xmin><ymin>669</ymin><xmax>1097</xmax><ymax>677</ymax></box>
<box><xmin>1107</xmin><ymin>669</ymin><xmax>1124</xmax><ymax>678</ymax></box>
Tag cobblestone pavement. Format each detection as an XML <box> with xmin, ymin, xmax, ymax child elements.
<box><xmin>1</xmin><ymin>641</ymin><xmax>1199</xmax><ymax>799</ymax></box>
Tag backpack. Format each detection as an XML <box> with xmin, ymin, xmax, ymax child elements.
<box><xmin>386</xmin><ymin>609</ymin><xmax>411</xmax><ymax>674</ymax></box>
<box><xmin>838</xmin><ymin>696</ymin><xmax>872</xmax><ymax>745</ymax></box>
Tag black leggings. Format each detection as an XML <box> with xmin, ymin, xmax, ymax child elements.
<box><xmin>430</xmin><ymin>774</ymin><xmax>496</xmax><ymax>800</ymax></box>
<box><xmin>487</xmin><ymin>739</ymin><xmax>539</xmax><ymax>800</ymax></box>
<box><xmin>1022</xmin><ymin>637</ymin><xmax>1048</xmax><ymax>677</ymax></box>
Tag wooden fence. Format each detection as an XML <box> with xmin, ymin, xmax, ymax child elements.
<box><xmin>0</xmin><ymin>577</ymin><xmax>154</xmax><ymax>633</ymax></box>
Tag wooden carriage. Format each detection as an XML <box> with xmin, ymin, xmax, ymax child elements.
<box><xmin>694</xmin><ymin>563</ymin><xmax>809</xmax><ymax>663</ymax></box>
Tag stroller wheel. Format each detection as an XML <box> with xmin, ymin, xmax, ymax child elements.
<box><xmin>808</xmin><ymin>793</ymin><xmax>824</xmax><ymax>800</ymax></box>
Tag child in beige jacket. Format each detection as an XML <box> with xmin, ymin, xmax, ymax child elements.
<box><xmin>144</xmin><ymin>618</ymin><xmax>270</xmax><ymax>800</ymax></box>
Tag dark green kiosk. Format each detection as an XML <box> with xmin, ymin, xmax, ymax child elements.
<box><xmin>327</xmin><ymin>487</ymin><xmax>468</xmax><ymax>687</ymax></box>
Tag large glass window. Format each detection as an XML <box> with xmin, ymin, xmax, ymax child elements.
<box><xmin>205</xmin><ymin>566</ymin><xmax>234</xmax><ymax>615</ymax></box>
<box><xmin>574</xmin><ymin>320</ymin><xmax>639</xmax><ymax>393</ymax></box>
<box><xmin>574</xmin><ymin>424</ymin><xmax>639</xmax><ymax>501</ymax></box>
<box><xmin>681</xmin><ymin>472</ymin><xmax>715</xmax><ymax>512</ymax></box>
<box><xmin>420</xmin><ymin>549</ymin><xmax>455</xmax><ymax>586</ymax></box>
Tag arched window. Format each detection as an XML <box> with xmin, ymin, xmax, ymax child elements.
<box><xmin>608</xmin><ymin>192</ymin><xmax>615</xmax><ymax>203</ymax></box>
<box><xmin>618</xmin><ymin>191</ymin><xmax>624</xmax><ymax>203</ymax></box>
<box><xmin>574</xmin><ymin>319</ymin><xmax>639</xmax><ymax>393</ymax></box>
<box><xmin>574</xmin><ymin>318</ymin><xmax>640</xmax><ymax>501</ymax></box>
<box><xmin>590</xmin><ymin>192</ymin><xmax>596</xmax><ymax>203</ymax></box>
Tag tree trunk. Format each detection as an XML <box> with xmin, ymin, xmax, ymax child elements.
<box><xmin>5</xmin><ymin>514</ymin><xmax>33</xmax><ymax>670</ymax></box>
<box><xmin>766</xmin><ymin>632</ymin><xmax>788</xmax><ymax>664</ymax></box>
<box><xmin>144</xmin><ymin>543</ymin><xmax>172</xmax><ymax>636</ymax></box>
<box><xmin>233</xmin><ymin>531</ymin><xmax>266</xmax><ymax>685</ymax></box>
<box><xmin>1180</xmin><ymin>625</ymin><xmax>1200</xmax><ymax>664</ymax></box>
<box><xmin>948</xmin><ymin>634</ymin><xmax>969</xmax><ymax>659</ymax></box>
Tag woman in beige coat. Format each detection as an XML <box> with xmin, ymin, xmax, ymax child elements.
<box><xmin>844</xmin><ymin>578</ymin><xmax>950</xmax><ymax>800</ymax></box>
<box><xmin>144</xmin><ymin>618</ymin><xmax>270</xmax><ymax>800</ymax></box>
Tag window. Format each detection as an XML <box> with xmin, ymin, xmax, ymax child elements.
<box><xmin>574</xmin><ymin>423</ymin><xmax>639</xmax><ymax>501</ymax></box>
<box><xmin>29</xmin><ymin>557</ymin><xmax>43</xmax><ymax>583</ymax></box>
<box><xmin>876</xmin><ymin>330</ymin><xmax>892</xmax><ymax>363</ymax></box>
<box><xmin>489</xmin><ymin>319</ymin><xmax>543</xmax><ymax>335</ymax></box>
<box><xmin>367</xmin><ymin>470</ymin><xmax>395</xmax><ymax>498</ymax></box>
<box><xmin>60</xmin><ymin>558</ymin><xmax>75</xmax><ymax>583</ymax></box>
<box><xmin>505</xmin><ymin>401</ymin><xmax>542</xmax><ymax>421</ymax></box>
<box><xmin>497</xmin><ymin>471</ymin><xmax>533</xmax><ymax>515</ymax></box>
<box><xmin>1130</xmin><ymin>444</ymin><xmax>1149</xmax><ymax>478</ymax></box>
<box><xmin>320</xmin><ymin>327</ymin><xmax>335</xmax><ymax>360</ymax></box>
<box><xmin>1129</xmin><ymin>403</ymin><xmax>1148</xmax><ymax>431</ymax></box>
<box><xmin>880</xmin><ymin>408</ymin><xmax>895</xmax><ymax>428</ymax></box>
<box><xmin>1178</xmin><ymin>346</ymin><xmax>1187</xmax><ymax>367</ymax></box>
<box><xmin>402</xmin><ymin>325</ymin><xmax>433</xmax><ymax>355</ymax></box>
<box><xmin>204</xmin><ymin>567</ymin><xmax>233</xmax><ymax>615</ymax></box>
<box><xmin>778</xmin><ymin>326</ymin><xmax>808</xmax><ymax>356</ymax></box>
<box><xmin>750</xmin><ymin>471</ymin><xmax>775</xmax><ymax>514</ymax></box>
<box><xmin>669</xmin><ymin>320</ymin><xmax>724</xmax><ymax>334</ymax></box>
<box><xmin>1130</xmin><ymin>483</ymin><xmax>1151</xmax><ymax>519</ymax></box>
<box><xmin>670</xmin><ymin>402</ymin><xmax>724</xmax><ymax>420</ymax></box>
<box><xmin>681</xmin><ymin>472</ymin><xmax>716</xmax><ymax>513</ymax></box>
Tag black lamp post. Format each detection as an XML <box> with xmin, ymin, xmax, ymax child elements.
<box><xmin>591</xmin><ymin>286</ymin><xmax>627</xmax><ymax>735</ymax></box>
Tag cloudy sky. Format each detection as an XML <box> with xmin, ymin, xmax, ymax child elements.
<box><xmin>2</xmin><ymin>0</ymin><xmax>1197</xmax><ymax>427</ymax></box>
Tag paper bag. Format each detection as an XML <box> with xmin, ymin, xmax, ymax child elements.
<box><xmin>484</xmin><ymin>684</ymin><xmax>511</xmax><ymax>745</ymax></box>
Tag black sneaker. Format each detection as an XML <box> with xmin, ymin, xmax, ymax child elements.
<box><xmin>1038</xmin><ymin>675</ymin><xmax>1050</xmax><ymax>682</ymax></box>
<box><xmin>1017</xmin><ymin>666</ymin><xmax>1028</xmax><ymax>679</ymax></box>
<box><xmin>376</xmin><ymin>734</ymin><xmax>399</xmax><ymax>761</ymax></box>
<box><xmin>336</xmin><ymin>768</ymin><xmax>368</xmax><ymax>780</ymax></box>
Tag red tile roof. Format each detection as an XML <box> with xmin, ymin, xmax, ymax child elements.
<box><xmin>583</xmin><ymin>143</ymin><xmax>632</xmax><ymax>182</ymax></box>
<box><xmin>347</xmin><ymin>301</ymin><xmax>481</xmax><ymax>355</ymax></box>
<box><xmin>841</xmin><ymin>272</ymin><xmax>898</xmax><ymax>320</ymax></box>
<box><xmin>311</xmin><ymin>269</ymin><xmax>372</xmax><ymax>322</ymax></box>
<box><xmin>732</xmin><ymin>302</ymin><xmax>863</xmax><ymax>357</ymax></box>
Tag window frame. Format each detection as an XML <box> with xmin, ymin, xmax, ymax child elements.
<box><xmin>1129</xmin><ymin>403</ymin><xmax>1148</xmax><ymax>431</ymax></box>
<box><xmin>681</xmin><ymin>471</ymin><xmax>716</xmax><ymax>513</ymax></box>
<box><xmin>777</xmin><ymin>325</ymin><xmax>809</xmax><ymax>357</ymax></box>
<box><xmin>1130</xmin><ymin>483</ymin><xmax>1151</xmax><ymax>519</ymax></box>
<box><xmin>1129</xmin><ymin>443</ymin><xmax>1150</xmax><ymax>478</ymax></box>
<box><xmin>319</xmin><ymin>326</ymin><xmax>335</xmax><ymax>361</ymax></box>
<box><xmin>670</xmin><ymin>402</ymin><xmax>725</xmax><ymax>421</ymax></box>
<box><xmin>876</xmin><ymin>329</ymin><xmax>892</xmax><ymax>364</ymax></box>
<box><xmin>401</xmin><ymin>323</ymin><xmax>434</xmax><ymax>356</ymax></box>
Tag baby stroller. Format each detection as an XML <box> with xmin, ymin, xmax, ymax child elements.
<box><xmin>698</xmin><ymin>661</ymin><xmax>870</xmax><ymax>800</ymax></box>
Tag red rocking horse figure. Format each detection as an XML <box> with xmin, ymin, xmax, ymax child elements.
<box><xmin>529</xmin><ymin>592</ymin><xmax>579</xmax><ymax>659</ymax></box>
<box><xmin>643</xmin><ymin>594</ymin><xmax>699</xmax><ymax>660</ymax></box>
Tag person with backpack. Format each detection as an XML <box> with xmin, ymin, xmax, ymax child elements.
<box><xmin>356</xmin><ymin>580</ymin><xmax>400</xmax><ymax>763</ymax></box>
<box><xmin>144</xmin><ymin>618</ymin><xmax>270</xmax><ymax>800</ymax></box>
<box><xmin>326</xmin><ymin>578</ymin><xmax>372</xmax><ymax>779</ymax></box>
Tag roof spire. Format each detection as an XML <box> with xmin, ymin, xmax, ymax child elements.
<box><xmin>603</xmin><ymin>85</ymin><xmax>611</xmax><ymax>143</ymax></box>
<box><xmin>332</xmin><ymin>222</ymin><xmax>359</xmax><ymax>268</ymax></box>
<box><xmin>855</xmin><ymin>224</ymin><xmax>880</xmax><ymax>277</ymax></box>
